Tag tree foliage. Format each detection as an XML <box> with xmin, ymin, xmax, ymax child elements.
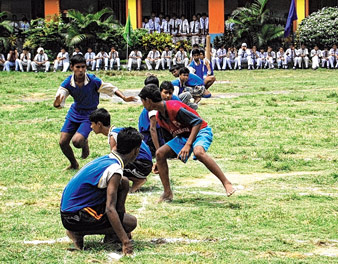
<box><xmin>298</xmin><ymin>7</ymin><xmax>338</xmax><ymax>48</ymax></box>
<box><xmin>229</xmin><ymin>0</ymin><xmax>284</xmax><ymax>48</ymax></box>
<box><xmin>0</xmin><ymin>11</ymin><xmax>14</xmax><ymax>50</ymax></box>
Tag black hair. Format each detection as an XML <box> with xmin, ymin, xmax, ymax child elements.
<box><xmin>192</xmin><ymin>49</ymin><xmax>200</xmax><ymax>56</ymax></box>
<box><xmin>192</xmin><ymin>44</ymin><xmax>199</xmax><ymax>48</ymax></box>
<box><xmin>169</xmin><ymin>65</ymin><xmax>182</xmax><ymax>73</ymax></box>
<box><xmin>144</xmin><ymin>75</ymin><xmax>159</xmax><ymax>87</ymax></box>
<box><xmin>179</xmin><ymin>67</ymin><xmax>190</xmax><ymax>75</ymax></box>
<box><xmin>160</xmin><ymin>81</ymin><xmax>174</xmax><ymax>92</ymax></box>
<box><xmin>179</xmin><ymin>45</ymin><xmax>185</xmax><ymax>50</ymax></box>
<box><xmin>116</xmin><ymin>127</ymin><xmax>142</xmax><ymax>155</ymax></box>
<box><xmin>199</xmin><ymin>49</ymin><xmax>205</xmax><ymax>56</ymax></box>
<box><xmin>23</xmin><ymin>47</ymin><xmax>29</xmax><ymax>51</ymax></box>
<box><xmin>138</xmin><ymin>84</ymin><xmax>162</xmax><ymax>102</ymax></box>
<box><xmin>70</xmin><ymin>54</ymin><xmax>86</xmax><ymax>66</ymax></box>
<box><xmin>89</xmin><ymin>108</ymin><xmax>111</xmax><ymax>127</ymax></box>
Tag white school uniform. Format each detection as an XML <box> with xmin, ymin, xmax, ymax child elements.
<box><xmin>54</xmin><ymin>52</ymin><xmax>70</xmax><ymax>72</ymax></box>
<box><xmin>85</xmin><ymin>52</ymin><xmax>96</xmax><ymax>70</ymax></box>
<box><xmin>127</xmin><ymin>51</ymin><xmax>142</xmax><ymax>70</ymax></box>
<box><xmin>321</xmin><ymin>50</ymin><xmax>330</xmax><ymax>68</ymax></box>
<box><xmin>145</xmin><ymin>50</ymin><xmax>161</xmax><ymax>70</ymax></box>
<box><xmin>296</xmin><ymin>48</ymin><xmax>309</xmax><ymax>68</ymax></box>
<box><xmin>216</xmin><ymin>48</ymin><xmax>227</xmax><ymax>70</ymax></box>
<box><xmin>169</xmin><ymin>18</ymin><xmax>181</xmax><ymax>43</ymax></box>
<box><xmin>32</xmin><ymin>53</ymin><xmax>50</xmax><ymax>72</ymax></box>
<box><xmin>161</xmin><ymin>50</ymin><xmax>173</xmax><ymax>69</ymax></box>
<box><xmin>276</xmin><ymin>51</ymin><xmax>287</xmax><ymax>68</ymax></box>
<box><xmin>328</xmin><ymin>48</ymin><xmax>338</xmax><ymax>68</ymax></box>
<box><xmin>178</xmin><ymin>19</ymin><xmax>190</xmax><ymax>41</ymax></box>
<box><xmin>17</xmin><ymin>52</ymin><xmax>32</xmax><ymax>72</ymax></box>
<box><xmin>190</xmin><ymin>20</ymin><xmax>200</xmax><ymax>45</ymax></box>
<box><xmin>265</xmin><ymin>51</ymin><xmax>275</xmax><ymax>69</ymax></box>
<box><xmin>173</xmin><ymin>50</ymin><xmax>189</xmax><ymax>67</ymax></box>
<box><xmin>161</xmin><ymin>20</ymin><xmax>171</xmax><ymax>33</ymax></box>
<box><xmin>109</xmin><ymin>51</ymin><xmax>120</xmax><ymax>70</ymax></box>
<box><xmin>310</xmin><ymin>49</ymin><xmax>321</xmax><ymax>69</ymax></box>
<box><xmin>200</xmin><ymin>17</ymin><xmax>209</xmax><ymax>46</ymax></box>
<box><xmin>96</xmin><ymin>52</ymin><xmax>109</xmax><ymax>70</ymax></box>
<box><xmin>285</xmin><ymin>48</ymin><xmax>297</xmax><ymax>67</ymax></box>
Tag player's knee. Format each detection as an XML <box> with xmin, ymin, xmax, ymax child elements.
<box><xmin>72</xmin><ymin>138</ymin><xmax>84</xmax><ymax>148</ymax></box>
<box><xmin>155</xmin><ymin>148</ymin><xmax>166</xmax><ymax>161</ymax></box>
<box><xmin>193</xmin><ymin>148</ymin><xmax>206</xmax><ymax>160</ymax></box>
<box><xmin>125</xmin><ymin>214</ymin><xmax>137</xmax><ymax>232</ymax></box>
<box><xmin>59</xmin><ymin>138</ymin><xmax>69</xmax><ymax>148</ymax></box>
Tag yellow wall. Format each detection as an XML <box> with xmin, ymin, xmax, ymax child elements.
<box><xmin>296</xmin><ymin>0</ymin><xmax>305</xmax><ymax>26</ymax></box>
<box><xmin>127</xmin><ymin>0</ymin><xmax>137</xmax><ymax>29</ymax></box>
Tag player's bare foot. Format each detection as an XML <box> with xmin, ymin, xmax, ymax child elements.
<box><xmin>81</xmin><ymin>141</ymin><xmax>89</xmax><ymax>159</ymax></box>
<box><xmin>225</xmin><ymin>183</ymin><xmax>236</xmax><ymax>197</ymax></box>
<box><xmin>130</xmin><ymin>179</ymin><xmax>147</xmax><ymax>193</ymax></box>
<box><xmin>158</xmin><ymin>192</ymin><xmax>173</xmax><ymax>203</ymax></box>
<box><xmin>66</xmin><ymin>230</ymin><xmax>84</xmax><ymax>250</ymax></box>
<box><xmin>63</xmin><ymin>163</ymin><xmax>79</xmax><ymax>171</ymax></box>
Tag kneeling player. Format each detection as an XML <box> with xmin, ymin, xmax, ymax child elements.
<box><xmin>60</xmin><ymin>127</ymin><xmax>142</xmax><ymax>254</ymax></box>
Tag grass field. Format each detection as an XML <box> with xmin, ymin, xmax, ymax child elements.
<box><xmin>0</xmin><ymin>69</ymin><xmax>337</xmax><ymax>263</ymax></box>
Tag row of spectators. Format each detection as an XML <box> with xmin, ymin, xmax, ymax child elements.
<box><xmin>2</xmin><ymin>43</ymin><xmax>338</xmax><ymax>72</ymax></box>
<box><xmin>142</xmin><ymin>12</ymin><xmax>209</xmax><ymax>45</ymax></box>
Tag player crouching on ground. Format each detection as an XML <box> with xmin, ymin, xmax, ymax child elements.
<box><xmin>139</xmin><ymin>84</ymin><xmax>235</xmax><ymax>202</ymax></box>
<box><xmin>60</xmin><ymin>127</ymin><xmax>142</xmax><ymax>255</ymax></box>
<box><xmin>89</xmin><ymin>108</ymin><xmax>153</xmax><ymax>192</ymax></box>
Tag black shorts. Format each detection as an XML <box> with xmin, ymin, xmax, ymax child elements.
<box><xmin>123</xmin><ymin>159</ymin><xmax>153</xmax><ymax>179</ymax></box>
<box><xmin>60</xmin><ymin>203</ymin><xmax>124</xmax><ymax>232</ymax></box>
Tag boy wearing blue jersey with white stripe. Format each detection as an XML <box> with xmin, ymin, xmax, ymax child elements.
<box><xmin>53</xmin><ymin>55</ymin><xmax>137</xmax><ymax>170</ymax></box>
<box><xmin>60</xmin><ymin>127</ymin><xmax>142</xmax><ymax>254</ymax></box>
<box><xmin>89</xmin><ymin>108</ymin><xmax>153</xmax><ymax>193</ymax></box>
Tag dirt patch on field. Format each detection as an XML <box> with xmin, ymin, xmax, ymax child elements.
<box><xmin>0</xmin><ymin>104</ymin><xmax>24</xmax><ymax>110</ymax></box>
<box><xmin>186</xmin><ymin>171</ymin><xmax>321</xmax><ymax>187</ymax></box>
<box><xmin>21</xmin><ymin>93</ymin><xmax>49</xmax><ymax>102</ymax></box>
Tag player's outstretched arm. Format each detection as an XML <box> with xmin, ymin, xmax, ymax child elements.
<box><xmin>98</xmin><ymin>83</ymin><xmax>138</xmax><ymax>102</ymax></box>
<box><xmin>115</xmin><ymin>90</ymin><xmax>138</xmax><ymax>102</ymax></box>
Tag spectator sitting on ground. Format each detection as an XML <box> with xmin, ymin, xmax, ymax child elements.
<box><xmin>32</xmin><ymin>47</ymin><xmax>50</xmax><ymax>72</ymax></box>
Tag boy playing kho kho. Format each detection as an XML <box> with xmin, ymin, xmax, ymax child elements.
<box><xmin>53</xmin><ymin>55</ymin><xmax>137</xmax><ymax>170</ymax></box>
<box><xmin>60</xmin><ymin>127</ymin><xmax>142</xmax><ymax>254</ymax></box>
<box><xmin>89</xmin><ymin>108</ymin><xmax>153</xmax><ymax>192</ymax></box>
<box><xmin>138</xmin><ymin>84</ymin><xmax>235</xmax><ymax>202</ymax></box>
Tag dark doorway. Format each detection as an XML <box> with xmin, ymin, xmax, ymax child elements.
<box><xmin>309</xmin><ymin>0</ymin><xmax>338</xmax><ymax>14</ymax></box>
<box><xmin>31</xmin><ymin>0</ymin><xmax>44</xmax><ymax>19</ymax></box>
<box><xmin>151</xmin><ymin>0</ymin><xmax>195</xmax><ymax>20</ymax></box>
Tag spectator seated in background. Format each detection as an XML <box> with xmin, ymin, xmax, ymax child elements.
<box><xmin>53</xmin><ymin>47</ymin><xmax>70</xmax><ymax>72</ymax></box>
<box><xmin>32</xmin><ymin>47</ymin><xmax>50</xmax><ymax>72</ymax></box>
<box><xmin>127</xmin><ymin>48</ymin><xmax>142</xmax><ymax>71</ymax></box>
<box><xmin>145</xmin><ymin>47</ymin><xmax>161</xmax><ymax>70</ymax></box>
<box><xmin>17</xmin><ymin>47</ymin><xmax>32</xmax><ymax>72</ymax></box>
<box><xmin>4</xmin><ymin>47</ymin><xmax>19</xmax><ymax>72</ymax></box>
<box><xmin>72</xmin><ymin>47</ymin><xmax>83</xmax><ymax>57</ymax></box>
<box><xmin>95</xmin><ymin>48</ymin><xmax>109</xmax><ymax>71</ymax></box>
<box><xmin>109</xmin><ymin>46</ymin><xmax>121</xmax><ymax>71</ymax></box>
<box><xmin>85</xmin><ymin>47</ymin><xmax>96</xmax><ymax>71</ymax></box>
<box><xmin>173</xmin><ymin>46</ymin><xmax>189</xmax><ymax>68</ymax></box>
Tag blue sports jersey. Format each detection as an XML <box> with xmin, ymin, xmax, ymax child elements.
<box><xmin>111</xmin><ymin>127</ymin><xmax>152</xmax><ymax>161</ymax></box>
<box><xmin>171</xmin><ymin>73</ymin><xmax>204</xmax><ymax>94</ymax></box>
<box><xmin>61</xmin><ymin>74</ymin><xmax>102</xmax><ymax>122</ymax></box>
<box><xmin>60</xmin><ymin>153</ymin><xmax>123</xmax><ymax>213</ymax></box>
<box><xmin>189</xmin><ymin>59</ymin><xmax>206</xmax><ymax>80</ymax></box>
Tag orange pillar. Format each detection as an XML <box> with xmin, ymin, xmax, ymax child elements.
<box><xmin>137</xmin><ymin>0</ymin><xmax>142</xmax><ymax>28</ymax></box>
<box><xmin>209</xmin><ymin>0</ymin><xmax>224</xmax><ymax>34</ymax></box>
<box><xmin>44</xmin><ymin>0</ymin><xmax>60</xmax><ymax>20</ymax></box>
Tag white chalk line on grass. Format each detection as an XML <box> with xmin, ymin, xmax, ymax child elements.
<box><xmin>24</xmin><ymin>236</ymin><xmax>71</xmax><ymax>245</ymax></box>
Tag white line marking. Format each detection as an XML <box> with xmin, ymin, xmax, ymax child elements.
<box><xmin>24</xmin><ymin>236</ymin><xmax>71</xmax><ymax>245</ymax></box>
<box><xmin>107</xmin><ymin>252</ymin><xmax>123</xmax><ymax>260</ymax></box>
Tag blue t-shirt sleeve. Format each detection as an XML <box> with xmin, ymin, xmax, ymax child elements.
<box><xmin>176</xmin><ymin>108</ymin><xmax>202</xmax><ymax>127</ymax></box>
<box><xmin>172</xmin><ymin>95</ymin><xmax>181</xmax><ymax>101</ymax></box>
<box><xmin>60</xmin><ymin>75</ymin><xmax>72</xmax><ymax>89</ymax></box>
<box><xmin>90</xmin><ymin>74</ymin><xmax>103</xmax><ymax>91</ymax></box>
<box><xmin>172</xmin><ymin>79</ymin><xmax>180</xmax><ymax>87</ymax></box>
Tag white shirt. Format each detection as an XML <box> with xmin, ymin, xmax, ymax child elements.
<box><xmin>311</xmin><ymin>49</ymin><xmax>321</xmax><ymax>58</ymax></box>
<box><xmin>57</xmin><ymin>52</ymin><xmax>69</xmax><ymax>63</ymax></box>
<box><xmin>190</xmin><ymin>20</ymin><xmax>200</xmax><ymax>34</ymax></box>
<box><xmin>200</xmin><ymin>17</ymin><xmax>209</xmax><ymax>32</ymax></box>
<box><xmin>129</xmin><ymin>51</ymin><xmax>142</xmax><ymax>58</ymax></box>
<box><xmin>179</xmin><ymin>19</ymin><xmax>189</xmax><ymax>34</ymax></box>
<box><xmin>174</xmin><ymin>50</ymin><xmax>188</xmax><ymax>61</ymax></box>
<box><xmin>34</xmin><ymin>53</ymin><xmax>48</xmax><ymax>62</ymax></box>
<box><xmin>161</xmin><ymin>20</ymin><xmax>171</xmax><ymax>33</ymax></box>
<box><xmin>217</xmin><ymin>48</ymin><xmax>227</xmax><ymax>58</ymax></box>
<box><xmin>238</xmin><ymin>48</ymin><xmax>250</xmax><ymax>58</ymax></box>
<box><xmin>20</xmin><ymin>52</ymin><xmax>31</xmax><ymax>61</ymax></box>
<box><xmin>321</xmin><ymin>50</ymin><xmax>329</xmax><ymax>58</ymax></box>
<box><xmin>277</xmin><ymin>51</ymin><xmax>285</xmax><ymax>59</ymax></box>
<box><xmin>169</xmin><ymin>18</ymin><xmax>181</xmax><ymax>34</ymax></box>
<box><xmin>147</xmin><ymin>50</ymin><xmax>161</xmax><ymax>59</ymax></box>
<box><xmin>285</xmin><ymin>48</ymin><xmax>297</xmax><ymax>58</ymax></box>
<box><xmin>329</xmin><ymin>48</ymin><xmax>338</xmax><ymax>56</ymax></box>
<box><xmin>85</xmin><ymin>52</ymin><xmax>96</xmax><ymax>61</ymax></box>
<box><xmin>161</xmin><ymin>50</ymin><xmax>172</xmax><ymax>59</ymax></box>
<box><xmin>96</xmin><ymin>52</ymin><xmax>109</xmax><ymax>59</ymax></box>
<box><xmin>298</xmin><ymin>48</ymin><xmax>309</xmax><ymax>56</ymax></box>
<box><xmin>72</xmin><ymin>51</ymin><xmax>83</xmax><ymax>56</ymax></box>
<box><xmin>109</xmin><ymin>51</ymin><xmax>119</xmax><ymax>59</ymax></box>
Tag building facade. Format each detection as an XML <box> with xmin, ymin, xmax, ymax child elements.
<box><xmin>1</xmin><ymin>0</ymin><xmax>338</xmax><ymax>35</ymax></box>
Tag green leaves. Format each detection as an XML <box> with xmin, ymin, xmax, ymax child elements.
<box><xmin>298</xmin><ymin>7</ymin><xmax>338</xmax><ymax>48</ymax></box>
